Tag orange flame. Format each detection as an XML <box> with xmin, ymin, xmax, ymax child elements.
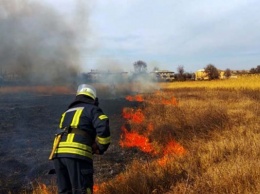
<box><xmin>93</xmin><ymin>184</ymin><xmax>99</xmax><ymax>193</ymax></box>
<box><xmin>125</xmin><ymin>95</ymin><xmax>134</xmax><ymax>101</ymax></box>
<box><xmin>122</xmin><ymin>108</ymin><xmax>144</xmax><ymax>124</ymax></box>
<box><xmin>157</xmin><ymin>156</ymin><xmax>170</xmax><ymax>166</ymax></box>
<box><xmin>125</xmin><ymin>92</ymin><xmax>178</xmax><ymax>106</ymax></box>
<box><xmin>163</xmin><ymin>140</ymin><xmax>185</xmax><ymax>156</ymax></box>
<box><xmin>120</xmin><ymin>126</ymin><xmax>154</xmax><ymax>153</ymax></box>
<box><xmin>147</xmin><ymin>123</ymin><xmax>154</xmax><ymax>132</ymax></box>
<box><xmin>125</xmin><ymin>94</ymin><xmax>144</xmax><ymax>102</ymax></box>
<box><xmin>158</xmin><ymin>140</ymin><xmax>186</xmax><ymax>166</ymax></box>
<box><xmin>161</xmin><ymin>97</ymin><xmax>178</xmax><ymax>106</ymax></box>
<box><xmin>121</xmin><ymin>92</ymin><xmax>184</xmax><ymax>161</ymax></box>
<box><xmin>131</xmin><ymin>109</ymin><xmax>144</xmax><ymax>124</ymax></box>
<box><xmin>148</xmin><ymin>96</ymin><xmax>178</xmax><ymax>106</ymax></box>
<box><xmin>122</xmin><ymin>107</ymin><xmax>133</xmax><ymax>120</ymax></box>
<box><xmin>38</xmin><ymin>183</ymin><xmax>49</xmax><ymax>194</ymax></box>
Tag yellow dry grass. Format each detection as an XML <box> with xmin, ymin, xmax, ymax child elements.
<box><xmin>159</xmin><ymin>74</ymin><xmax>260</xmax><ymax>90</ymax></box>
<box><xmin>96</xmin><ymin>75</ymin><xmax>260</xmax><ymax>194</ymax></box>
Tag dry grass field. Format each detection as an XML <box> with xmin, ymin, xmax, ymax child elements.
<box><xmin>94</xmin><ymin>75</ymin><xmax>260</xmax><ymax>194</ymax></box>
<box><xmin>4</xmin><ymin>75</ymin><xmax>259</xmax><ymax>194</ymax></box>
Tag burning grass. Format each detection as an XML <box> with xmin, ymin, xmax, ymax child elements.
<box><xmin>95</xmin><ymin>80</ymin><xmax>260</xmax><ymax>193</ymax></box>
<box><xmin>7</xmin><ymin>76</ymin><xmax>260</xmax><ymax>194</ymax></box>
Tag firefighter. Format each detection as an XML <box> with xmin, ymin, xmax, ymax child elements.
<box><xmin>50</xmin><ymin>84</ymin><xmax>110</xmax><ymax>194</ymax></box>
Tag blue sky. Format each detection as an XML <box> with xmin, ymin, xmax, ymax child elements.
<box><xmin>44</xmin><ymin>0</ymin><xmax>260</xmax><ymax>73</ymax></box>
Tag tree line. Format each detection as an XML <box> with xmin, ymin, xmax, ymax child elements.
<box><xmin>133</xmin><ymin>60</ymin><xmax>260</xmax><ymax>81</ymax></box>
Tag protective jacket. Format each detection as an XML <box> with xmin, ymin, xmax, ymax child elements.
<box><xmin>52</xmin><ymin>95</ymin><xmax>110</xmax><ymax>163</ymax></box>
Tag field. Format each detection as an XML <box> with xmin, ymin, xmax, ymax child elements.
<box><xmin>0</xmin><ymin>75</ymin><xmax>259</xmax><ymax>193</ymax></box>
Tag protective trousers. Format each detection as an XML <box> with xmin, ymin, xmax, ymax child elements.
<box><xmin>54</xmin><ymin>158</ymin><xmax>93</xmax><ymax>194</ymax></box>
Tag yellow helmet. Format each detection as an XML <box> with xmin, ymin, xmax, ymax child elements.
<box><xmin>76</xmin><ymin>84</ymin><xmax>97</xmax><ymax>100</ymax></box>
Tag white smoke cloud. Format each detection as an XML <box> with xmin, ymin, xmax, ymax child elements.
<box><xmin>0</xmin><ymin>0</ymin><xmax>91</xmax><ymax>84</ymax></box>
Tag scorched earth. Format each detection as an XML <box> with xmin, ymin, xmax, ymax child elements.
<box><xmin>0</xmin><ymin>87</ymin><xmax>144</xmax><ymax>193</ymax></box>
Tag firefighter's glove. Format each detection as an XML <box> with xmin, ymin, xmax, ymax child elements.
<box><xmin>92</xmin><ymin>142</ymin><xmax>100</xmax><ymax>155</ymax></box>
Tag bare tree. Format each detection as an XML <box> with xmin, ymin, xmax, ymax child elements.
<box><xmin>177</xmin><ymin>65</ymin><xmax>185</xmax><ymax>81</ymax></box>
<box><xmin>133</xmin><ymin>60</ymin><xmax>147</xmax><ymax>73</ymax></box>
<box><xmin>177</xmin><ymin>65</ymin><xmax>184</xmax><ymax>75</ymax></box>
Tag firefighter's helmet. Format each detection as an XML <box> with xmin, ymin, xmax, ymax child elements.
<box><xmin>76</xmin><ymin>84</ymin><xmax>97</xmax><ymax>100</ymax></box>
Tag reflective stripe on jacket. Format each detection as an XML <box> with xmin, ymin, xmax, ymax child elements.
<box><xmin>53</xmin><ymin>101</ymin><xmax>110</xmax><ymax>161</ymax></box>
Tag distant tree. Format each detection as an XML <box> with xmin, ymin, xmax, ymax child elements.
<box><xmin>177</xmin><ymin>65</ymin><xmax>185</xmax><ymax>81</ymax></box>
<box><xmin>177</xmin><ymin>65</ymin><xmax>184</xmax><ymax>75</ymax></box>
<box><xmin>133</xmin><ymin>60</ymin><xmax>147</xmax><ymax>73</ymax></box>
<box><xmin>185</xmin><ymin>72</ymin><xmax>194</xmax><ymax>80</ymax></box>
<box><xmin>224</xmin><ymin>68</ymin><xmax>232</xmax><ymax>78</ymax></box>
<box><xmin>250</xmin><ymin>68</ymin><xmax>256</xmax><ymax>74</ymax></box>
<box><xmin>205</xmin><ymin>64</ymin><xmax>219</xmax><ymax>80</ymax></box>
<box><xmin>250</xmin><ymin>65</ymin><xmax>260</xmax><ymax>74</ymax></box>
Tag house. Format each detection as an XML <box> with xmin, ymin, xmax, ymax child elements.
<box><xmin>195</xmin><ymin>69</ymin><xmax>209</xmax><ymax>80</ymax></box>
<box><xmin>151</xmin><ymin>70</ymin><xmax>175</xmax><ymax>82</ymax></box>
<box><xmin>195</xmin><ymin>69</ymin><xmax>225</xmax><ymax>80</ymax></box>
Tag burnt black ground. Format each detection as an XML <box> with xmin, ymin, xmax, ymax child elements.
<box><xmin>0</xmin><ymin>92</ymin><xmax>144</xmax><ymax>193</ymax></box>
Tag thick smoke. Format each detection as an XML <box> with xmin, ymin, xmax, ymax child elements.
<box><xmin>79</xmin><ymin>60</ymin><xmax>160</xmax><ymax>99</ymax></box>
<box><xmin>0</xmin><ymin>0</ymin><xmax>89</xmax><ymax>84</ymax></box>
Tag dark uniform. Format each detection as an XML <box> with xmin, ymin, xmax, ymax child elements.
<box><xmin>52</xmin><ymin>93</ymin><xmax>110</xmax><ymax>194</ymax></box>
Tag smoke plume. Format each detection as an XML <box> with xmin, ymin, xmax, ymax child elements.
<box><xmin>0</xmin><ymin>0</ymin><xmax>90</xmax><ymax>84</ymax></box>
